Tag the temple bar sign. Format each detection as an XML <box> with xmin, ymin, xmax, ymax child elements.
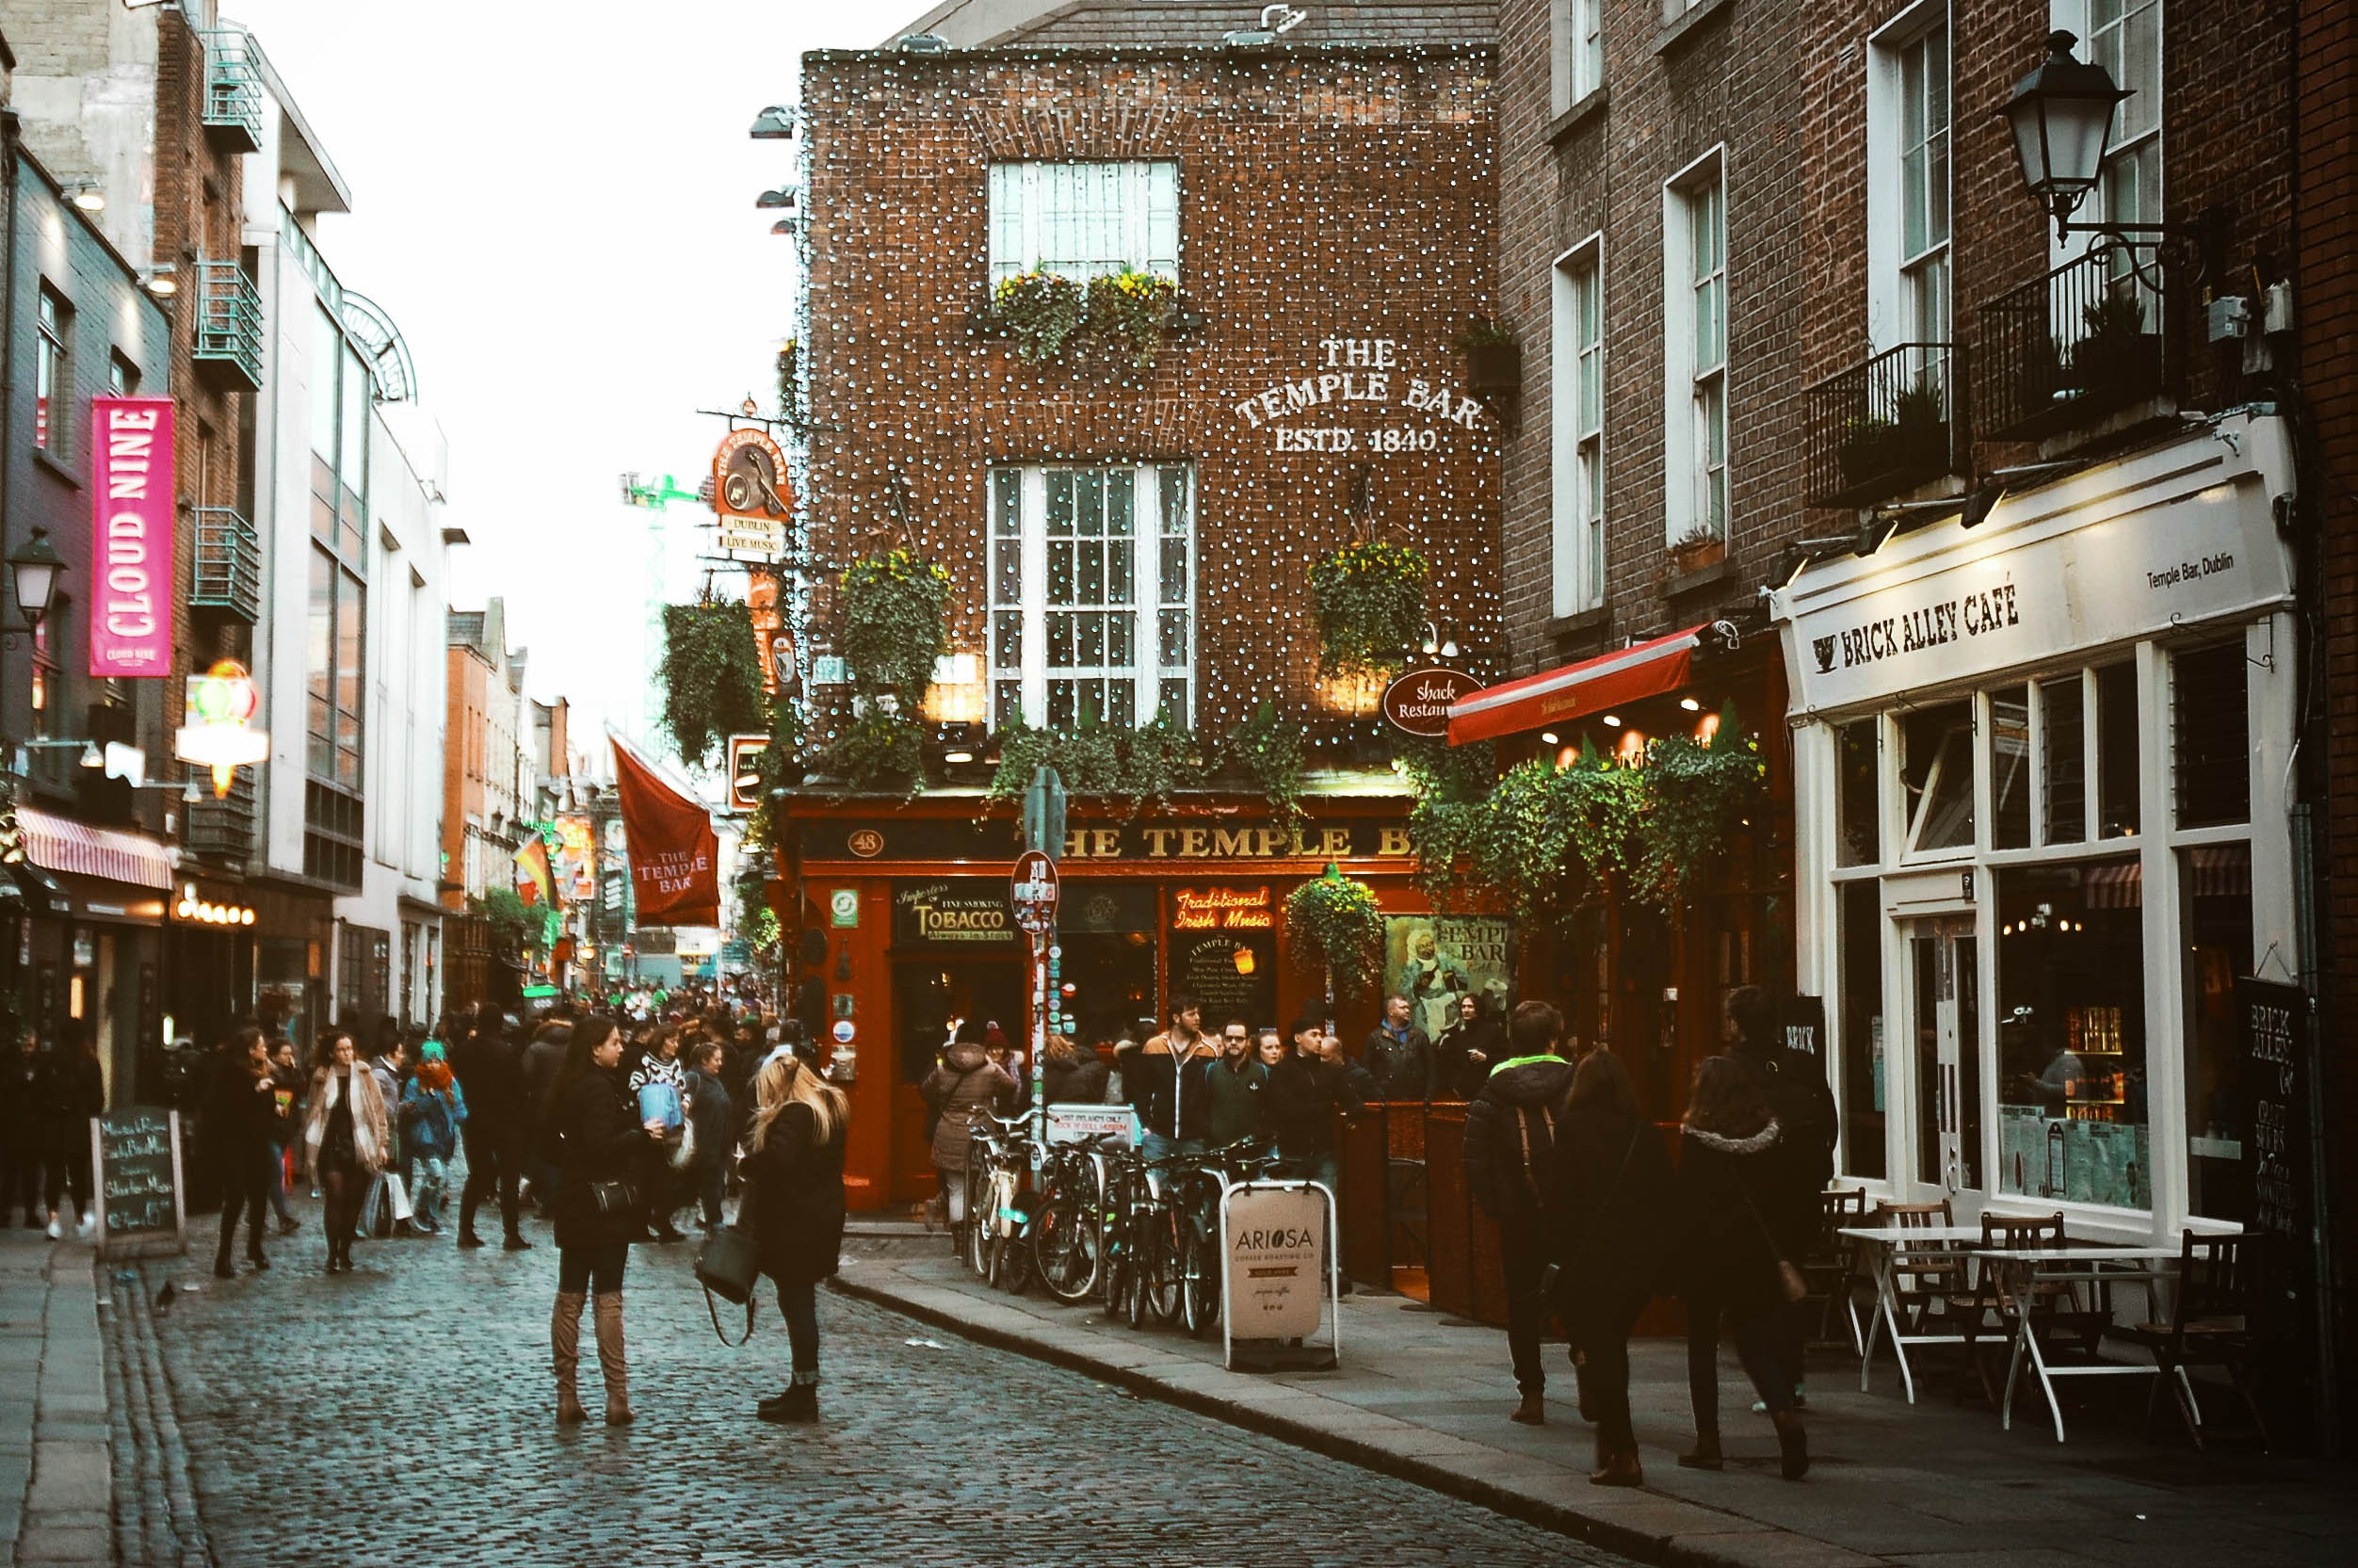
<box><xmin>1235</xmin><ymin>339</ymin><xmax>1488</xmax><ymax>455</ymax></box>
<box><xmin>1060</xmin><ymin>824</ymin><xmax>1412</xmax><ymax>862</ymax></box>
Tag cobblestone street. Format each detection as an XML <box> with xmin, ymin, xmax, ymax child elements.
<box><xmin>114</xmin><ymin>1219</ymin><xmax>1629</xmax><ymax>1567</ymax></box>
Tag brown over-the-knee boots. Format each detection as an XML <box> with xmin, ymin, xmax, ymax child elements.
<box><xmin>551</xmin><ymin>1290</ymin><xmax>588</xmax><ymax>1424</ymax></box>
<box><xmin>592</xmin><ymin>1291</ymin><xmax>633</xmax><ymax>1425</ymax></box>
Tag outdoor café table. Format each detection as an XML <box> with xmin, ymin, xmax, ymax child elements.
<box><xmin>1838</xmin><ymin>1225</ymin><xmax>1990</xmax><ymax>1404</ymax></box>
<box><xmin>1972</xmin><ymin>1246</ymin><xmax>2181</xmax><ymax>1444</ymax></box>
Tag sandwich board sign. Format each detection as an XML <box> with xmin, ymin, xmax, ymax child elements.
<box><xmin>1220</xmin><ymin>1180</ymin><xmax>1338</xmax><ymax>1371</ymax></box>
<box><xmin>93</xmin><ymin>1107</ymin><xmax>186</xmax><ymax>1257</ymax></box>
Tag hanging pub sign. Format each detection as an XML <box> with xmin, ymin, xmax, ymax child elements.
<box><xmin>89</xmin><ymin>396</ymin><xmax>174</xmax><ymax>678</ymax></box>
<box><xmin>173</xmin><ymin>660</ymin><xmax>267</xmax><ymax>796</ymax></box>
<box><xmin>712</xmin><ymin>427</ymin><xmax>791</xmax><ymax>558</ymax></box>
<box><xmin>1381</xmin><ymin>667</ymin><xmax>1484</xmax><ymax>737</ymax></box>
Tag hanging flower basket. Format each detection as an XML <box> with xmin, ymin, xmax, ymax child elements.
<box><xmin>1455</xmin><ymin>317</ymin><xmax>1522</xmax><ymax>392</ymax></box>
<box><xmin>1084</xmin><ymin>269</ymin><xmax>1181</xmax><ymax>371</ymax></box>
<box><xmin>978</xmin><ymin>270</ymin><xmax>1087</xmax><ymax>364</ymax></box>
<box><xmin>1285</xmin><ymin>864</ymin><xmax>1385</xmax><ymax>1000</ymax></box>
<box><xmin>838</xmin><ymin>550</ymin><xmax>950</xmax><ymax>709</ymax></box>
<box><xmin>1309</xmin><ymin>540</ymin><xmax>1429</xmax><ymax>680</ymax></box>
<box><xmin>1635</xmin><ymin>705</ymin><xmax>1767</xmax><ymax>912</ymax></box>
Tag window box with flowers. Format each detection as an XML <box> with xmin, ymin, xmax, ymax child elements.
<box><xmin>974</xmin><ymin>267</ymin><xmax>1196</xmax><ymax>373</ymax></box>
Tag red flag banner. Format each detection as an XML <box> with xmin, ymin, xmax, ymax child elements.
<box><xmin>513</xmin><ymin>835</ymin><xmax>557</xmax><ymax>909</ymax></box>
<box><xmin>611</xmin><ymin>736</ymin><xmax>719</xmax><ymax>927</ymax></box>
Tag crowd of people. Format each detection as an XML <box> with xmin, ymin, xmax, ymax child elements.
<box><xmin>0</xmin><ymin>1025</ymin><xmax>107</xmax><ymax>1239</ymax></box>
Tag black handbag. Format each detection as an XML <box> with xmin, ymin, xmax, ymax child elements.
<box><xmin>587</xmin><ymin>1178</ymin><xmax>640</xmax><ymax>1216</ymax></box>
<box><xmin>695</xmin><ymin>1226</ymin><xmax>762</xmax><ymax>1346</ymax></box>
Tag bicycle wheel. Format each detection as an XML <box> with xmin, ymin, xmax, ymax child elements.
<box><xmin>1124</xmin><ymin>1211</ymin><xmax>1156</xmax><ymax>1330</ymax></box>
<box><xmin>963</xmin><ymin>1166</ymin><xmax>991</xmax><ymax>1277</ymax></box>
<box><xmin>1035</xmin><ymin>1171</ymin><xmax>1101</xmax><ymax>1304</ymax></box>
<box><xmin>1180</xmin><ymin>1209</ymin><xmax>1220</xmax><ymax>1339</ymax></box>
<box><xmin>1141</xmin><ymin>1204</ymin><xmax>1185</xmax><ymax>1326</ymax></box>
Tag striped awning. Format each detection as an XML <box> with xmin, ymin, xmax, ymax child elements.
<box><xmin>2188</xmin><ymin>844</ymin><xmax>2252</xmax><ymax>897</ymax></box>
<box><xmin>2082</xmin><ymin>860</ymin><xmax>2143</xmax><ymax>909</ymax></box>
<box><xmin>18</xmin><ymin>806</ymin><xmax>173</xmax><ymax>891</ymax></box>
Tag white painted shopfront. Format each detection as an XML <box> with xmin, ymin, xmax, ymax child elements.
<box><xmin>1771</xmin><ymin>412</ymin><xmax>2299</xmax><ymax>1242</ymax></box>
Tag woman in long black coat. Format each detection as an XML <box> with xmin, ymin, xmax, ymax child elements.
<box><xmin>1545</xmin><ymin>1048</ymin><xmax>1674</xmax><ymax>1486</ymax></box>
<box><xmin>542</xmin><ymin>1015</ymin><xmax>663</xmax><ymax>1427</ymax></box>
<box><xmin>1672</xmin><ymin>1054</ymin><xmax>1808</xmax><ymax>1479</ymax></box>
<box><xmin>739</xmin><ymin>1049</ymin><xmax>848</xmax><ymax>1423</ymax></box>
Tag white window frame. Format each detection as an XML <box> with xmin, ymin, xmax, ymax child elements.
<box><xmin>2050</xmin><ymin>0</ymin><xmax>2163</xmax><ymax>272</ymax></box>
<box><xmin>1550</xmin><ymin>235</ymin><xmax>1605</xmax><ymax>615</ymax></box>
<box><xmin>35</xmin><ymin>285</ymin><xmax>67</xmax><ymax>455</ymax></box>
<box><xmin>986</xmin><ymin>162</ymin><xmax>1181</xmax><ymax>286</ymax></box>
<box><xmin>1661</xmin><ymin>149</ymin><xmax>1728</xmax><ymax>546</ymax></box>
<box><xmin>1550</xmin><ymin>0</ymin><xmax>1603</xmax><ymax>116</ymax></box>
<box><xmin>987</xmin><ymin>462</ymin><xmax>1195</xmax><ymax>731</ymax></box>
<box><xmin>1866</xmin><ymin>6</ymin><xmax>1954</xmax><ymax>360</ymax></box>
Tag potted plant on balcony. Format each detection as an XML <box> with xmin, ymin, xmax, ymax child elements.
<box><xmin>2068</xmin><ymin>289</ymin><xmax>2161</xmax><ymax>396</ymax></box>
<box><xmin>1838</xmin><ymin>381</ymin><xmax>1948</xmax><ymax>491</ymax></box>
<box><xmin>1667</xmin><ymin>524</ymin><xmax>1725</xmax><ymax>576</ymax></box>
<box><xmin>1454</xmin><ymin>317</ymin><xmax>1522</xmax><ymax>393</ymax></box>
<box><xmin>977</xmin><ymin>269</ymin><xmax>1087</xmax><ymax>364</ymax></box>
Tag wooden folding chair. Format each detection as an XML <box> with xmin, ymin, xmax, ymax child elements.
<box><xmin>1808</xmin><ymin>1186</ymin><xmax>1869</xmax><ymax>1350</ymax></box>
<box><xmin>2120</xmin><ymin>1232</ymin><xmax>2269</xmax><ymax>1453</ymax></box>
<box><xmin>1952</xmin><ymin>1210</ymin><xmax>2067</xmax><ymax>1406</ymax></box>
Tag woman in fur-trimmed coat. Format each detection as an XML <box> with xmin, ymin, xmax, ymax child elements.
<box><xmin>303</xmin><ymin>1029</ymin><xmax>390</xmax><ymax>1274</ymax></box>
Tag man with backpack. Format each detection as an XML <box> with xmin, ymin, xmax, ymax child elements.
<box><xmin>1462</xmin><ymin>1000</ymin><xmax>1577</xmax><ymax>1427</ymax></box>
<box><xmin>1726</xmin><ymin>985</ymin><xmax>1837</xmax><ymax>1411</ymax></box>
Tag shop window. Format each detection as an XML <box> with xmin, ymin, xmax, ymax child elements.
<box><xmin>986</xmin><ymin>161</ymin><xmax>1179</xmax><ymax>286</ymax></box>
<box><xmin>1838</xmin><ymin>880</ymin><xmax>1886</xmax><ymax>1178</ymax></box>
<box><xmin>987</xmin><ymin>463</ymin><xmax>1194</xmax><ymax>730</ymax></box>
<box><xmin>2181</xmin><ymin>843</ymin><xmax>2252</xmax><ymax>1222</ymax></box>
<box><xmin>2172</xmin><ymin>641</ymin><xmax>2249</xmax><ymax>829</ymax></box>
<box><xmin>1995</xmin><ymin>862</ymin><xmax>2150</xmax><ymax>1211</ymax></box>
<box><xmin>2040</xmin><ymin>675</ymin><xmax>2087</xmax><ymax>845</ymax></box>
<box><xmin>1835</xmin><ymin>719</ymin><xmax>1880</xmax><ymax>867</ymax></box>
<box><xmin>1990</xmin><ymin>686</ymin><xmax>2031</xmax><ymax>849</ymax></box>
<box><xmin>2095</xmin><ymin>662</ymin><xmax>2140</xmax><ymax>838</ymax></box>
<box><xmin>1899</xmin><ymin>701</ymin><xmax>1974</xmax><ymax>853</ymax></box>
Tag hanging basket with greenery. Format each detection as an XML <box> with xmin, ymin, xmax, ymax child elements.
<box><xmin>980</xmin><ymin>270</ymin><xmax>1087</xmax><ymax>364</ymax></box>
<box><xmin>1634</xmin><ymin>704</ymin><xmax>1767</xmax><ymax>912</ymax></box>
<box><xmin>1286</xmin><ymin>864</ymin><xmax>1385</xmax><ymax>1000</ymax></box>
<box><xmin>1407</xmin><ymin>739</ymin><xmax>1639</xmax><ymax>923</ymax></box>
<box><xmin>1309</xmin><ymin>540</ymin><xmax>1429</xmax><ymax>679</ymax></box>
<box><xmin>1085</xmin><ymin>269</ymin><xmax>1180</xmax><ymax>371</ymax></box>
<box><xmin>658</xmin><ymin>600</ymin><xmax>767</xmax><ymax>768</ymax></box>
<box><xmin>816</xmin><ymin>707</ymin><xmax>929</xmax><ymax>801</ymax></box>
<box><xmin>839</xmin><ymin>550</ymin><xmax>950</xmax><ymax>708</ymax></box>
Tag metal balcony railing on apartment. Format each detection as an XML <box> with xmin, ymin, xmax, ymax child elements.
<box><xmin>202</xmin><ymin>32</ymin><xmax>264</xmax><ymax>154</ymax></box>
<box><xmin>1975</xmin><ymin>247</ymin><xmax>2168</xmax><ymax>444</ymax></box>
<box><xmin>190</xmin><ymin>507</ymin><xmax>261</xmax><ymax>622</ymax></box>
<box><xmin>185</xmin><ymin>769</ymin><xmax>258</xmax><ymax>865</ymax></box>
<box><xmin>1804</xmin><ymin>342</ymin><xmax>1967</xmax><ymax>509</ymax></box>
<box><xmin>193</xmin><ymin>260</ymin><xmax>264</xmax><ymax>393</ymax></box>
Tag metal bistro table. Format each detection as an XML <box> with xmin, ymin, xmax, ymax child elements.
<box><xmin>1974</xmin><ymin>1245</ymin><xmax>2179</xmax><ymax>1444</ymax></box>
<box><xmin>1838</xmin><ymin>1225</ymin><xmax>1989</xmax><ymax>1403</ymax></box>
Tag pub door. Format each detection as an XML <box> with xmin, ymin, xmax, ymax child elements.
<box><xmin>890</xmin><ymin>957</ymin><xmax>1025</xmax><ymax>1205</ymax></box>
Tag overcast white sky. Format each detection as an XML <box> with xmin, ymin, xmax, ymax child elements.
<box><xmin>227</xmin><ymin>0</ymin><xmax>903</xmax><ymax>764</ymax></box>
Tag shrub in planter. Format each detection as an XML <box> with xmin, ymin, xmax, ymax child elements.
<box><xmin>1309</xmin><ymin>539</ymin><xmax>1429</xmax><ymax>679</ymax></box>
<box><xmin>1454</xmin><ymin>317</ymin><xmax>1522</xmax><ymax>391</ymax></box>
<box><xmin>817</xmin><ymin>707</ymin><xmax>928</xmax><ymax>800</ymax></box>
<box><xmin>983</xmin><ymin>270</ymin><xmax>1087</xmax><ymax>364</ymax></box>
<box><xmin>1085</xmin><ymin>269</ymin><xmax>1180</xmax><ymax>371</ymax></box>
<box><xmin>2069</xmin><ymin>291</ymin><xmax>2161</xmax><ymax>396</ymax></box>
<box><xmin>1667</xmin><ymin>526</ymin><xmax>1726</xmax><ymax>575</ymax></box>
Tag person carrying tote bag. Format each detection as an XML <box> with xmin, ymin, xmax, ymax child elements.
<box><xmin>737</xmin><ymin>1049</ymin><xmax>848</xmax><ymax>1424</ymax></box>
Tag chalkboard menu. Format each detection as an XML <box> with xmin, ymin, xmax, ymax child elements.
<box><xmin>2236</xmin><ymin>978</ymin><xmax>2310</xmax><ymax>1250</ymax></box>
<box><xmin>95</xmin><ymin>1107</ymin><xmax>185</xmax><ymax>1254</ymax></box>
<box><xmin>1171</xmin><ymin>927</ymin><xmax>1277</xmax><ymax>1031</ymax></box>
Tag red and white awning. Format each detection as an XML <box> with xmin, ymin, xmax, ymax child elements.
<box><xmin>2082</xmin><ymin>860</ymin><xmax>2142</xmax><ymax>909</ymax></box>
<box><xmin>1446</xmin><ymin>624</ymin><xmax>1704</xmax><ymax>746</ymax></box>
<box><xmin>19</xmin><ymin>806</ymin><xmax>173</xmax><ymax>891</ymax></box>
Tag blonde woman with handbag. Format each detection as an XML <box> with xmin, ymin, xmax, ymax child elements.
<box><xmin>302</xmin><ymin>1029</ymin><xmax>390</xmax><ymax>1275</ymax></box>
<box><xmin>738</xmin><ymin>1049</ymin><xmax>848</xmax><ymax>1423</ymax></box>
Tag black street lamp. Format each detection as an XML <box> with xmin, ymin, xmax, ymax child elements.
<box><xmin>1997</xmin><ymin>31</ymin><xmax>2140</xmax><ymax>240</ymax></box>
<box><xmin>6</xmin><ymin>525</ymin><xmax>64</xmax><ymax>634</ymax></box>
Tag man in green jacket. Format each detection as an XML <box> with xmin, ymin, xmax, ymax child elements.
<box><xmin>1202</xmin><ymin>1017</ymin><xmax>1270</xmax><ymax>1152</ymax></box>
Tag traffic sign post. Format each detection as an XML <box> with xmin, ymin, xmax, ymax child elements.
<box><xmin>1010</xmin><ymin>849</ymin><xmax>1060</xmax><ymax>1156</ymax></box>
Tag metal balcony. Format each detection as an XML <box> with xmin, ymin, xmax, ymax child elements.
<box><xmin>1805</xmin><ymin>342</ymin><xmax>1967</xmax><ymax>509</ymax></box>
<box><xmin>1974</xmin><ymin>248</ymin><xmax>2168</xmax><ymax>443</ymax></box>
<box><xmin>185</xmin><ymin>769</ymin><xmax>259</xmax><ymax>865</ymax></box>
<box><xmin>193</xmin><ymin>260</ymin><xmax>264</xmax><ymax>393</ymax></box>
<box><xmin>191</xmin><ymin>507</ymin><xmax>261</xmax><ymax>622</ymax></box>
<box><xmin>202</xmin><ymin>32</ymin><xmax>264</xmax><ymax>154</ymax></box>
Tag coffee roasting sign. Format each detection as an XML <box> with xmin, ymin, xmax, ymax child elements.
<box><xmin>1235</xmin><ymin>339</ymin><xmax>1491</xmax><ymax>455</ymax></box>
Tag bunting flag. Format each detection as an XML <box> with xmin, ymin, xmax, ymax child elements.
<box><xmin>513</xmin><ymin>834</ymin><xmax>557</xmax><ymax>909</ymax></box>
<box><xmin>610</xmin><ymin>734</ymin><xmax>720</xmax><ymax>927</ymax></box>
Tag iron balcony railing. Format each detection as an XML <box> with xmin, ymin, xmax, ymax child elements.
<box><xmin>185</xmin><ymin>769</ymin><xmax>259</xmax><ymax>865</ymax></box>
<box><xmin>1975</xmin><ymin>247</ymin><xmax>2169</xmax><ymax>443</ymax></box>
<box><xmin>191</xmin><ymin>507</ymin><xmax>261</xmax><ymax>622</ymax></box>
<box><xmin>1804</xmin><ymin>341</ymin><xmax>1967</xmax><ymax>509</ymax></box>
<box><xmin>193</xmin><ymin>260</ymin><xmax>264</xmax><ymax>392</ymax></box>
<box><xmin>201</xmin><ymin>32</ymin><xmax>264</xmax><ymax>154</ymax></box>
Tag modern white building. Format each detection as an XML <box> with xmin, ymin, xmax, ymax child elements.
<box><xmin>244</xmin><ymin>53</ymin><xmax>453</xmax><ymax>1035</ymax></box>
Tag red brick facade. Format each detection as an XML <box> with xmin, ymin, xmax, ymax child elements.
<box><xmin>796</xmin><ymin>44</ymin><xmax>1500</xmax><ymax>744</ymax></box>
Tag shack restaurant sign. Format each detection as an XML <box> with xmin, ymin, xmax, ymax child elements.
<box><xmin>1234</xmin><ymin>338</ymin><xmax>1489</xmax><ymax>455</ymax></box>
<box><xmin>1382</xmin><ymin>667</ymin><xmax>1484</xmax><ymax>736</ymax></box>
<box><xmin>1774</xmin><ymin>415</ymin><xmax>2297</xmax><ymax>717</ymax></box>
<box><xmin>89</xmin><ymin>396</ymin><xmax>174</xmax><ymax>677</ymax></box>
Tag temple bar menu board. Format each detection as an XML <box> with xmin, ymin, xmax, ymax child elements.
<box><xmin>1171</xmin><ymin>886</ymin><xmax>1277</xmax><ymax>1028</ymax></box>
<box><xmin>94</xmin><ymin>1107</ymin><xmax>186</xmax><ymax>1255</ymax></box>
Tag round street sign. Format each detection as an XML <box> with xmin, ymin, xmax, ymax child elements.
<box><xmin>1010</xmin><ymin>849</ymin><xmax>1059</xmax><ymax>934</ymax></box>
<box><xmin>1381</xmin><ymin>666</ymin><xmax>1486</xmax><ymax>737</ymax></box>
<box><xmin>832</xmin><ymin>1019</ymin><xmax>856</xmax><ymax>1044</ymax></box>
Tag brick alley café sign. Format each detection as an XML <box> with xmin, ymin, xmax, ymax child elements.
<box><xmin>799</xmin><ymin>816</ymin><xmax>1415</xmax><ymax>865</ymax></box>
<box><xmin>1233</xmin><ymin>338</ymin><xmax>1490</xmax><ymax>455</ymax></box>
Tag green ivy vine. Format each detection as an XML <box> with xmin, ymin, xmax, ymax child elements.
<box><xmin>816</xmin><ymin>707</ymin><xmax>928</xmax><ymax>801</ymax></box>
<box><xmin>658</xmin><ymin>600</ymin><xmax>767</xmax><ymax>768</ymax></box>
<box><xmin>1634</xmin><ymin>705</ymin><xmax>1767</xmax><ymax>910</ymax></box>
<box><xmin>986</xmin><ymin>715</ymin><xmax>1204</xmax><ymax>817</ymax></box>
<box><xmin>1221</xmin><ymin>702</ymin><xmax>1307</xmax><ymax>830</ymax></box>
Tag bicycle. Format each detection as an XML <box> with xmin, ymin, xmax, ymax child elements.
<box><xmin>1032</xmin><ymin>1130</ymin><xmax>1117</xmax><ymax>1306</ymax></box>
<box><xmin>1167</xmin><ymin>1140</ymin><xmax>1285</xmax><ymax>1337</ymax></box>
<box><xmin>962</xmin><ymin>1111</ymin><xmax>1039</xmax><ymax>1294</ymax></box>
<box><xmin>1093</xmin><ymin>1143</ymin><xmax>1169</xmax><ymax>1330</ymax></box>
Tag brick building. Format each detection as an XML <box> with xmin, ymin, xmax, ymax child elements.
<box><xmin>784</xmin><ymin>17</ymin><xmax>1501</xmax><ymax>1208</ymax></box>
<box><xmin>442</xmin><ymin>599</ymin><xmax>529</xmax><ymax>1012</ymax></box>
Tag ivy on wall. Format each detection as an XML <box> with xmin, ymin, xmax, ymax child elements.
<box><xmin>658</xmin><ymin>601</ymin><xmax>766</xmax><ymax>768</ymax></box>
